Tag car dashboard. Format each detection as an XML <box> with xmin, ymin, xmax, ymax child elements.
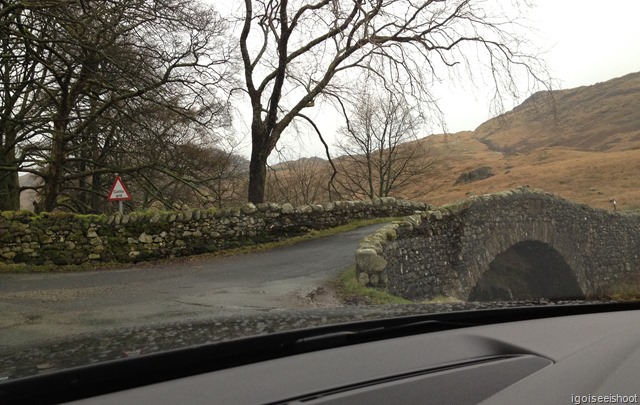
<box><xmin>2</xmin><ymin>304</ymin><xmax>640</xmax><ymax>404</ymax></box>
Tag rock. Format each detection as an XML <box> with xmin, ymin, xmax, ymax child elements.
<box><xmin>296</xmin><ymin>205</ymin><xmax>313</xmax><ymax>214</ymax></box>
<box><xmin>241</xmin><ymin>203</ymin><xmax>258</xmax><ymax>215</ymax></box>
<box><xmin>322</xmin><ymin>202</ymin><xmax>335</xmax><ymax>212</ymax></box>
<box><xmin>138</xmin><ymin>233</ymin><xmax>153</xmax><ymax>244</ymax></box>
<box><xmin>355</xmin><ymin>248</ymin><xmax>387</xmax><ymax>273</ymax></box>
<box><xmin>454</xmin><ymin>166</ymin><xmax>494</xmax><ymax>185</ymax></box>
<box><xmin>383</xmin><ymin>226</ymin><xmax>398</xmax><ymax>241</ymax></box>
<box><xmin>1</xmin><ymin>251</ymin><xmax>16</xmax><ymax>260</ymax></box>
<box><xmin>281</xmin><ymin>203</ymin><xmax>294</xmax><ymax>214</ymax></box>
<box><xmin>380</xmin><ymin>197</ymin><xmax>396</xmax><ymax>206</ymax></box>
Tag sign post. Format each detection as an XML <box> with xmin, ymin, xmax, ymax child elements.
<box><xmin>107</xmin><ymin>176</ymin><xmax>132</xmax><ymax>214</ymax></box>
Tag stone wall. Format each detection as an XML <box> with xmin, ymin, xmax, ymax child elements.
<box><xmin>0</xmin><ymin>198</ymin><xmax>426</xmax><ymax>266</ymax></box>
<box><xmin>355</xmin><ymin>188</ymin><xmax>640</xmax><ymax>300</ymax></box>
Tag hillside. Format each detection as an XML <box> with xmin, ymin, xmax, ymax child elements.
<box><xmin>398</xmin><ymin>72</ymin><xmax>640</xmax><ymax>211</ymax></box>
<box><xmin>474</xmin><ymin>72</ymin><xmax>640</xmax><ymax>153</ymax></box>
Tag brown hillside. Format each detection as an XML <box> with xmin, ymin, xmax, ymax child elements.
<box><xmin>474</xmin><ymin>72</ymin><xmax>640</xmax><ymax>153</ymax></box>
<box><xmin>395</xmin><ymin>72</ymin><xmax>640</xmax><ymax>211</ymax></box>
<box><xmin>400</xmin><ymin>132</ymin><xmax>640</xmax><ymax>211</ymax></box>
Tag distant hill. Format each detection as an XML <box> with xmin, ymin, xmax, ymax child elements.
<box><xmin>474</xmin><ymin>72</ymin><xmax>640</xmax><ymax>153</ymax></box>
<box><xmin>270</xmin><ymin>156</ymin><xmax>328</xmax><ymax>171</ymax></box>
<box><xmin>391</xmin><ymin>71</ymin><xmax>640</xmax><ymax>211</ymax></box>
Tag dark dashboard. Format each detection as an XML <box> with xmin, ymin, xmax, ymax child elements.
<box><xmin>3</xmin><ymin>303</ymin><xmax>640</xmax><ymax>404</ymax></box>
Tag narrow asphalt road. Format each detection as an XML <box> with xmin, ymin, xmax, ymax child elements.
<box><xmin>0</xmin><ymin>224</ymin><xmax>384</xmax><ymax>349</ymax></box>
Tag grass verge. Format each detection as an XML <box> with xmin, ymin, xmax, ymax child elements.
<box><xmin>334</xmin><ymin>265</ymin><xmax>414</xmax><ymax>305</ymax></box>
<box><xmin>596</xmin><ymin>275</ymin><xmax>640</xmax><ymax>301</ymax></box>
<box><xmin>0</xmin><ymin>217</ymin><xmax>398</xmax><ymax>274</ymax></box>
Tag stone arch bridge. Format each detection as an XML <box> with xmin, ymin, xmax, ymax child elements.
<box><xmin>356</xmin><ymin>188</ymin><xmax>640</xmax><ymax>301</ymax></box>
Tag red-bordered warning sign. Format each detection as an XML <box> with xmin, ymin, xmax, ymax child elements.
<box><xmin>107</xmin><ymin>176</ymin><xmax>132</xmax><ymax>201</ymax></box>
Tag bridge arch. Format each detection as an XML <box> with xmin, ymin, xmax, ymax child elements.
<box><xmin>467</xmin><ymin>240</ymin><xmax>585</xmax><ymax>301</ymax></box>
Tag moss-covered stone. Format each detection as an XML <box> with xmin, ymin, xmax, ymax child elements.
<box><xmin>0</xmin><ymin>198</ymin><xmax>423</xmax><ymax>268</ymax></box>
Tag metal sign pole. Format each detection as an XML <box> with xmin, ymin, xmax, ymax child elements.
<box><xmin>119</xmin><ymin>201</ymin><xmax>123</xmax><ymax>215</ymax></box>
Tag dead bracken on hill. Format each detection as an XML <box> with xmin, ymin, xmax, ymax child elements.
<box><xmin>474</xmin><ymin>71</ymin><xmax>640</xmax><ymax>153</ymax></box>
<box><xmin>393</xmin><ymin>71</ymin><xmax>640</xmax><ymax>211</ymax></box>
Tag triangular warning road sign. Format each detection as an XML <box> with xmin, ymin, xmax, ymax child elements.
<box><xmin>108</xmin><ymin>176</ymin><xmax>132</xmax><ymax>201</ymax></box>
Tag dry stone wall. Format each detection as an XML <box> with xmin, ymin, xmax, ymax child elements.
<box><xmin>0</xmin><ymin>198</ymin><xmax>426</xmax><ymax>266</ymax></box>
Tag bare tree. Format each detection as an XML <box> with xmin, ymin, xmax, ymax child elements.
<box><xmin>139</xmin><ymin>140</ymin><xmax>249</xmax><ymax>211</ymax></box>
<box><xmin>334</xmin><ymin>90</ymin><xmax>435</xmax><ymax>199</ymax></box>
<box><xmin>1</xmin><ymin>0</ymin><xmax>236</xmax><ymax>212</ymax></box>
<box><xmin>266</xmin><ymin>156</ymin><xmax>331</xmax><ymax>205</ymax></box>
<box><xmin>0</xmin><ymin>2</ymin><xmax>51</xmax><ymax>210</ymax></box>
<box><xmin>238</xmin><ymin>0</ymin><xmax>549</xmax><ymax>203</ymax></box>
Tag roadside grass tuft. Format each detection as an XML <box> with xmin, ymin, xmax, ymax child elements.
<box><xmin>421</xmin><ymin>295</ymin><xmax>462</xmax><ymax>304</ymax></box>
<box><xmin>334</xmin><ymin>265</ymin><xmax>413</xmax><ymax>305</ymax></box>
<box><xmin>0</xmin><ymin>261</ymin><xmax>130</xmax><ymax>273</ymax></box>
<box><xmin>598</xmin><ymin>277</ymin><xmax>640</xmax><ymax>301</ymax></box>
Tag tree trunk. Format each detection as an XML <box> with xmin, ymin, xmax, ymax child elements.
<box><xmin>248</xmin><ymin>146</ymin><xmax>268</xmax><ymax>203</ymax></box>
<box><xmin>1</xmin><ymin>128</ymin><xmax>22</xmax><ymax>213</ymax></box>
<box><xmin>41</xmin><ymin>121</ymin><xmax>67</xmax><ymax>212</ymax></box>
<box><xmin>0</xmin><ymin>138</ymin><xmax>20</xmax><ymax>211</ymax></box>
<box><xmin>0</xmin><ymin>170</ymin><xmax>20</xmax><ymax>211</ymax></box>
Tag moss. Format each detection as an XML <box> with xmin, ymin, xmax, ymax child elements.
<box><xmin>74</xmin><ymin>213</ymin><xmax>106</xmax><ymax>224</ymax></box>
<box><xmin>1</xmin><ymin>211</ymin><xmax>15</xmax><ymax>220</ymax></box>
<box><xmin>8</xmin><ymin>222</ymin><xmax>26</xmax><ymax>233</ymax></box>
<box><xmin>0</xmin><ymin>230</ymin><xmax>12</xmax><ymax>243</ymax></box>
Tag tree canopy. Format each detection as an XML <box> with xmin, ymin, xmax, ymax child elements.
<box><xmin>1</xmin><ymin>0</ymin><xmax>237</xmax><ymax>212</ymax></box>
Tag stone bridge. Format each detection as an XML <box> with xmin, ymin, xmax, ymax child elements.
<box><xmin>356</xmin><ymin>188</ymin><xmax>640</xmax><ymax>301</ymax></box>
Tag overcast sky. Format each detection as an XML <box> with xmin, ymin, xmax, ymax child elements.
<box><xmin>214</xmin><ymin>0</ymin><xmax>640</xmax><ymax>159</ymax></box>
<box><xmin>435</xmin><ymin>0</ymin><xmax>640</xmax><ymax>129</ymax></box>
